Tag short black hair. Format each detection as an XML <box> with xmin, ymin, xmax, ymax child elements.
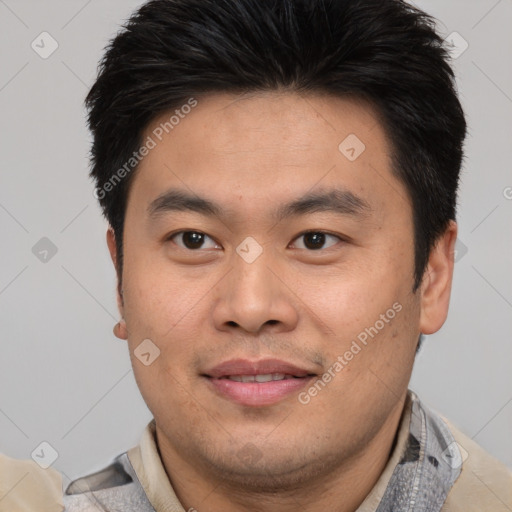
<box><xmin>86</xmin><ymin>0</ymin><xmax>467</xmax><ymax>293</ymax></box>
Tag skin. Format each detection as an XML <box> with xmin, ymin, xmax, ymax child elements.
<box><xmin>107</xmin><ymin>91</ymin><xmax>457</xmax><ymax>512</ymax></box>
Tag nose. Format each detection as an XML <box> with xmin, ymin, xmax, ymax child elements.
<box><xmin>211</xmin><ymin>247</ymin><xmax>299</xmax><ymax>335</ymax></box>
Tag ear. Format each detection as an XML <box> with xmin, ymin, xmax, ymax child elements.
<box><xmin>106</xmin><ymin>227</ymin><xmax>124</xmax><ymax>317</ymax></box>
<box><xmin>418</xmin><ymin>220</ymin><xmax>458</xmax><ymax>334</ymax></box>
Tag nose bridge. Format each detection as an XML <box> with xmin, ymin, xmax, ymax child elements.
<box><xmin>231</xmin><ymin>243</ymin><xmax>277</xmax><ymax>313</ymax></box>
<box><xmin>212</xmin><ymin>240</ymin><xmax>298</xmax><ymax>334</ymax></box>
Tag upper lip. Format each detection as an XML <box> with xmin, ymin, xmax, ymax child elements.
<box><xmin>203</xmin><ymin>358</ymin><xmax>317</xmax><ymax>379</ymax></box>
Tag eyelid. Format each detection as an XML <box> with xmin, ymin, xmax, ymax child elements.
<box><xmin>167</xmin><ymin>230</ymin><xmax>221</xmax><ymax>250</ymax></box>
<box><xmin>290</xmin><ymin>230</ymin><xmax>345</xmax><ymax>250</ymax></box>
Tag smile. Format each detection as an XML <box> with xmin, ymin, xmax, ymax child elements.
<box><xmin>202</xmin><ymin>359</ymin><xmax>318</xmax><ymax>407</ymax></box>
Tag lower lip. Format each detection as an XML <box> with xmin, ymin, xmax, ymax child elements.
<box><xmin>205</xmin><ymin>376</ymin><xmax>314</xmax><ymax>406</ymax></box>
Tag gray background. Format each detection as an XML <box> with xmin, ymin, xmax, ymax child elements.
<box><xmin>0</xmin><ymin>0</ymin><xmax>511</xmax><ymax>487</ymax></box>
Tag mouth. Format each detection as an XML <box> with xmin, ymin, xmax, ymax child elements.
<box><xmin>202</xmin><ymin>358</ymin><xmax>318</xmax><ymax>407</ymax></box>
<box><xmin>218</xmin><ymin>373</ymin><xmax>306</xmax><ymax>382</ymax></box>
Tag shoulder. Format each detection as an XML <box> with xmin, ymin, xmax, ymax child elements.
<box><xmin>441</xmin><ymin>417</ymin><xmax>512</xmax><ymax>511</ymax></box>
<box><xmin>0</xmin><ymin>452</ymin><xmax>63</xmax><ymax>512</ymax></box>
<box><xmin>63</xmin><ymin>452</ymin><xmax>155</xmax><ymax>511</ymax></box>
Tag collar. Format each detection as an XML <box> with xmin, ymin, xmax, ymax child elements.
<box><xmin>127</xmin><ymin>390</ymin><xmax>461</xmax><ymax>512</ymax></box>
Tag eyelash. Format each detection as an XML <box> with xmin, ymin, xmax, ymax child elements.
<box><xmin>166</xmin><ymin>230</ymin><xmax>345</xmax><ymax>252</ymax></box>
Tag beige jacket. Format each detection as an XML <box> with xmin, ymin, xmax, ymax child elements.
<box><xmin>125</xmin><ymin>395</ymin><xmax>512</xmax><ymax>511</ymax></box>
<box><xmin>0</xmin><ymin>452</ymin><xmax>63</xmax><ymax>511</ymax></box>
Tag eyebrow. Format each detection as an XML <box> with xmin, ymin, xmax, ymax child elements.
<box><xmin>147</xmin><ymin>187</ymin><xmax>372</xmax><ymax>222</ymax></box>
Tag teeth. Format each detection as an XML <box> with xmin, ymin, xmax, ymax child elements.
<box><xmin>255</xmin><ymin>374</ymin><xmax>274</xmax><ymax>383</ymax></box>
<box><xmin>226</xmin><ymin>373</ymin><xmax>292</xmax><ymax>382</ymax></box>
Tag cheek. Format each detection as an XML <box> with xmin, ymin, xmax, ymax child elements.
<box><xmin>131</xmin><ymin>359</ymin><xmax>200</xmax><ymax>431</ymax></box>
<box><xmin>297</xmin><ymin>264</ymin><xmax>418</xmax><ymax>379</ymax></box>
<box><xmin>344</xmin><ymin>296</ymin><xmax>419</xmax><ymax>389</ymax></box>
<box><xmin>292</xmin><ymin>264</ymin><xmax>400</xmax><ymax>336</ymax></box>
<box><xmin>122</xmin><ymin>257</ymin><xmax>210</xmax><ymax>340</ymax></box>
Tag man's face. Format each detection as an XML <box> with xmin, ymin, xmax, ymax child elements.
<box><xmin>117</xmin><ymin>92</ymin><xmax>426</xmax><ymax>487</ymax></box>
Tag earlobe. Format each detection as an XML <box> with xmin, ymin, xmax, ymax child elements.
<box><xmin>418</xmin><ymin>220</ymin><xmax>458</xmax><ymax>335</ymax></box>
<box><xmin>113</xmin><ymin>318</ymin><xmax>128</xmax><ymax>340</ymax></box>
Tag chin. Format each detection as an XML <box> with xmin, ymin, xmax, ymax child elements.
<box><xmin>194</xmin><ymin>442</ymin><xmax>345</xmax><ymax>493</ymax></box>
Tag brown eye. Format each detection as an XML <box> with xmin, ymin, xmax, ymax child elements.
<box><xmin>170</xmin><ymin>231</ymin><xmax>219</xmax><ymax>250</ymax></box>
<box><xmin>292</xmin><ymin>231</ymin><xmax>341</xmax><ymax>250</ymax></box>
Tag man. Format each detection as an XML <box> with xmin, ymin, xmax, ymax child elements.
<box><xmin>64</xmin><ymin>0</ymin><xmax>512</xmax><ymax>510</ymax></box>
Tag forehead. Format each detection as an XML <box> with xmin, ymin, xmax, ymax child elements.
<box><xmin>143</xmin><ymin>91</ymin><xmax>388</xmax><ymax>165</ymax></box>
<box><xmin>128</xmin><ymin>91</ymin><xmax>408</xmax><ymax>221</ymax></box>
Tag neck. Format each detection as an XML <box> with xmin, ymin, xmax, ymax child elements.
<box><xmin>156</xmin><ymin>396</ymin><xmax>407</xmax><ymax>512</ymax></box>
